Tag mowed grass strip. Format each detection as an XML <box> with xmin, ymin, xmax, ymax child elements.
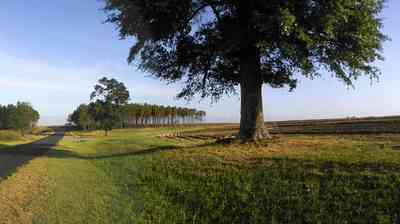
<box><xmin>2</xmin><ymin>127</ymin><xmax>400</xmax><ymax>223</ymax></box>
<box><xmin>0</xmin><ymin>157</ymin><xmax>49</xmax><ymax>224</ymax></box>
<box><xmin>0</xmin><ymin>130</ymin><xmax>44</xmax><ymax>149</ymax></box>
<box><xmin>34</xmin><ymin>129</ymin><xmax>178</xmax><ymax>224</ymax></box>
<box><xmin>41</xmin><ymin>128</ymin><xmax>400</xmax><ymax>223</ymax></box>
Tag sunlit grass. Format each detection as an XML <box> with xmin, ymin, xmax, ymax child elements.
<box><xmin>0</xmin><ymin>130</ymin><xmax>45</xmax><ymax>149</ymax></box>
<box><xmin>1</xmin><ymin>126</ymin><xmax>400</xmax><ymax>223</ymax></box>
<box><xmin>38</xmin><ymin>127</ymin><xmax>400</xmax><ymax>223</ymax></box>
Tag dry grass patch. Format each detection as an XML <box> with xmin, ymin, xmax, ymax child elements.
<box><xmin>0</xmin><ymin>158</ymin><xmax>48</xmax><ymax>224</ymax></box>
<box><xmin>163</xmin><ymin>135</ymin><xmax>400</xmax><ymax>168</ymax></box>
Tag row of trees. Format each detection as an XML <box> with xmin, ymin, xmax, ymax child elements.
<box><xmin>69</xmin><ymin>103</ymin><xmax>206</xmax><ymax>131</ymax></box>
<box><xmin>0</xmin><ymin>102</ymin><xmax>40</xmax><ymax>135</ymax></box>
<box><xmin>68</xmin><ymin>77</ymin><xmax>206</xmax><ymax>134</ymax></box>
<box><xmin>122</xmin><ymin>104</ymin><xmax>206</xmax><ymax>126</ymax></box>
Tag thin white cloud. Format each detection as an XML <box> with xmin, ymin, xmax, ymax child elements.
<box><xmin>0</xmin><ymin>53</ymin><xmax>183</xmax><ymax>97</ymax></box>
<box><xmin>0</xmin><ymin>77</ymin><xmax>72</xmax><ymax>91</ymax></box>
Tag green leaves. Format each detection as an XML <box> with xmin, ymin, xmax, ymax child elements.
<box><xmin>89</xmin><ymin>100</ymin><xmax>119</xmax><ymax>134</ymax></box>
<box><xmin>88</xmin><ymin>77</ymin><xmax>130</xmax><ymax>134</ymax></box>
<box><xmin>103</xmin><ymin>0</ymin><xmax>387</xmax><ymax>100</ymax></box>
<box><xmin>280</xmin><ymin>8</ymin><xmax>297</xmax><ymax>36</ymax></box>
<box><xmin>0</xmin><ymin>102</ymin><xmax>40</xmax><ymax>135</ymax></box>
<box><xmin>68</xmin><ymin>104</ymin><xmax>95</xmax><ymax>130</ymax></box>
<box><xmin>90</xmin><ymin>77</ymin><xmax>130</xmax><ymax>106</ymax></box>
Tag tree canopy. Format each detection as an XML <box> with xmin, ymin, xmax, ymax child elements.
<box><xmin>88</xmin><ymin>77</ymin><xmax>130</xmax><ymax>135</ymax></box>
<box><xmin>0</xmin><ymin>102</ymin><xmax>40</xmax><ymax>135</ymax></box>
<box><xmin>68</xmin><ymin>104</ymin><xmax>95</xmax><ymax>131</ymax></box>
<box><xmin>88</xmin><ymin>100</ymin><xmax>119</xmax><ymax>135</ymax></box>
<box><xmin>91</xmin><ymin>77</ymin><xmax>130</xmax><ymax>105</ymax></box>
<box><xmin>69</xmin><ymin>77</ymin><xmax>206</xmax><ymax>133</ymax></box>
<box><xmin>69</xmin><ymin>103</ymin><xmax>207</xmax><ymax>130</ymax></box>
<box><xmin>103</xmin><ymin>0</ymin><xmax>387</xmax><ymax>141</ymax></box>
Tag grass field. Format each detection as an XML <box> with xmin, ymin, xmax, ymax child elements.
<box><xmin>0</xmin><ymin>130</ymin><xmax>45</xmax><ymax>149</ymax></box>
<box><xmin>1</xmin><ymin>126</ymin><xmax>400</xmax><ymax>223</ymax></box>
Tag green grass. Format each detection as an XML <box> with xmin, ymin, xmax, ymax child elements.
<box><xmin>0</xmin><ymin>130</ymin><xmax>44</xmax><ymax>149</ymax></box>
<box><xmin>38</xmin><ymin>129</ymin><xmax>177</xmax><ymax>224</ymax></box>
<box><xmin>1</xmin><ymin>127</ymin><xmax>400</xmax><ymax>223</ymax></box>
<box><xmin>20</xmin><ymin>128</ymin><xmax>397</xmax><ymax>223</ymax></box>
<box><xmin>0</xmin><ymin>130</ymin><xmax>22</xmax><ymax>141</ymax></box>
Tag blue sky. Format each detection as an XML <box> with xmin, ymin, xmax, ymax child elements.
<box><xmin>0</xmin><ymin>0</ymin><xmax>399</xmax><ymax>125</ymax></box>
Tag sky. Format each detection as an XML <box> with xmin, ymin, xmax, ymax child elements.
<box><xmin>0</xmin><ymin>0</ymin><xmax>399</xmax><ymax>125</ymax></box>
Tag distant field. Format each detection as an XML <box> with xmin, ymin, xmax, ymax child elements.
<box><xmin>0</xmin><ymin>130</ymin><xmax>45</xmax><ymax>149</ymax></box>
<box><xmin>1</xmin><ymin>125</ymin><xmax>399</xmax><ymax>223</ymax></box>
<box><xmin>170</xmin><ymin>116</ymin><xmax>400</xmax><ymax>139</ymax></box>
<box><xmin>268</xmin><ymin>116</ymin><xmax>400</xmax><ymax>134</ymax></box>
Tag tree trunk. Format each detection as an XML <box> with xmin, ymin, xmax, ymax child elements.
<box><xmin>239</xmin><ymin>47</ymin><xmax>271</xmax><ymax>142</ymax></box>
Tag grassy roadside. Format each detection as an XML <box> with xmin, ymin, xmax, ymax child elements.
<box><xmin>39</xmin><ymin>129</ymin><xmax>400</xmax><ymax>223</ymax></box>
<box><xmin>1</xmin><ymin>127</ymin><xmax>400</xmax><ymax>223</ymax></box>
<box><xmin>41</xmin><ymin>129</ymin><xmax>179</xmax><ymax>224</ymax></box>
<box><xmin>0</xmin><ymin>130</ymin><xmax>51</xmax><ymax>224</ymax></box>
<box><xmin>0</xmin><ymin>130</ymin><xmax>45</xmax><ymax>149</ymax></box>
<box><xmin>0</xmin><ymin>156</ymin><xmax>49</xmax><ymax>224</ymax></box>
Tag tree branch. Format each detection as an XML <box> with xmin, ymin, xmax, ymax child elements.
<box><xmin>187</xmin><ymin>4</ymin><xmax>209</xmax><ymax>24</ymax></box>
<box><xmin>204</xmin><ymin>0</ymin><xmax>222</xmax><ymax>23</ymax></box>
<box><xmin>187</xmin><ymin>1</ymin><xmax>222</xmax><ymax>25</ymax></box>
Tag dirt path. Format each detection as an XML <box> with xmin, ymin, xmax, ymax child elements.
<box><xmin>0</xmin><ymin>132</ymin><xmax>64</xmax><ymax>181</ymax></box>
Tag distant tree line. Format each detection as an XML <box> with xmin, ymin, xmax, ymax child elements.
<box><xmin>68</xmin><ymin>77</ymin><xmax>206</xmax><ymax>133</ymax></box>
<box><xmin>69</xmin><ymin>103</ymin><xmax>206</xmax><ymax>131</ymax></box>
<box><xmin>122</xmin><ymin>104</ymin><xmax>206</xmax><ymax>126</ymax></box>
<box><xmin>0</xmin><ymin>102</ymin><xmax>40</xmax><ymax>135</ymax></box>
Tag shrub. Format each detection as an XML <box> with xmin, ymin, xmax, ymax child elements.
<box><xmin>30</xmin><ymin>126</ymin><xmax>53</xmax><ymax>135</ymax></box>
<box><xmin>0</xmin><ymin>130</ymin><xmax>21</xmax><ymax>141</ymax></box>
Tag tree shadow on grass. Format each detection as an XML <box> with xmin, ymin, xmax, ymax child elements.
<box><xmin>0</xmin><ymin>133</ymin><xmax>65</xmax><ymax>181</ymax></box>
<box><xmin>45</xmin><ymin>135</ymin><xmax>234</xmax><ymax>161</ymax></box>
<box><xmin>44</xmin><ymin>140</ymin><xmax>400</xmax><ymax>175</ymax></box>
<box><xmin>45</xmin><ymin>145</ymin><xmax>179</xmax><ymax>160</ymax></box>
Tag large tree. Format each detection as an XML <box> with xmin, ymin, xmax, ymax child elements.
<box><xmin>68</xmin><ymin>104</ymin><xmax>95</xmax><ymax>130</ymax></box>
<box><xmin>90</xmin><ymin>77</ymin><xmax>130</xmax><ymax>135</ymax></box>
<box><xmin>103</xmin><ymin>0</ymin><xmax>387</xmax><ymax>141</ymax></box>
<box><xmin>91</xmin><ymin>77</ymin><xmax>130</xmax><ymax>106</ymax></box>
<box><xmin>10</xmin><ymin>102</ymin><xmax>40</xmax><ymax>136</ymax></box>
<box><xmin>89</xmin><ymin>100</ymin><xmax>119</xmax><ymax>135</ymax></box>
